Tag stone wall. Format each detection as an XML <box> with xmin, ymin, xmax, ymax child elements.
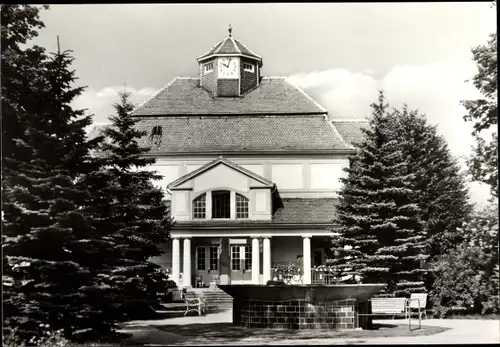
<box><xmin>233</xmin><ymin>298</ymin><xmax>357</xmax><ymax>330</ymax></box>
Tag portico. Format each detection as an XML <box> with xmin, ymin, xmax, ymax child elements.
<box><xmin>168</xmin><ymin>230</ymin><xmax>332</xmax><ymax>288</ymax></box>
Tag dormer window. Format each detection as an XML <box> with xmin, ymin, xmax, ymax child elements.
<box><xmin>236</xmin><ymin>193</ymin><xmax>249</xmax><ymax>219</ymax></box>
<box><xmin>204</xmin><ymin>62</ymin><xmax>214</xmax><ymax>74</ymax></box>
<box><xmin>212</xmin><ymin>190</ymin><xmax>230</xmax><ymax>219</ymax></box>
<box><xmin>190</xmin><ymin>189</ymin><xmax>252</xmax><ymax>220</ymax></box>
<box><xmin>243</xmin><ymin>63</ymin><xmax>254</xmax><ymax>73</ymax></box>
<box><xmin>193</xmin><ymin>194</ymin><xmax>206</xmax><ymax>219</ymax></box>
<box><xmin>149</xmin><ymin>125</ymin><xmax>163</xmax><ymax>147</ymax></box>
<box><xmin>151</xmin><ymin>125</ymin><xmax>162</xmax><ymax>136</ymax></box>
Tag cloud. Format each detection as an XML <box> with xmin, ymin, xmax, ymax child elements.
<box><xmin>72</xmin><ymin>85</ymin><xmax>157</xmax><ymax>124</ymax></box>
<box><xmin>289</xmin><ymin>60</ymin><xmax>492</xmax><ymax>205</ymax></box>
<box><xmin>288</xmin><ymin>59</ymin><xmax>481</xmax><ymax>156</ymax></box>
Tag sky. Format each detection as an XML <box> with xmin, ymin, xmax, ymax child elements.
<box><xmin>32</xmin><ymin>3</ymin><xmax>497</xmax><ymax>205</ymax></box>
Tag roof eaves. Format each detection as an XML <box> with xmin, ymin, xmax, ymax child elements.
<box><xmin>196</xmin><ymin>39</ymin><xmax>224</xmax><ymax>60</ymax></box>
<box><xmin>235</xmin><ymin>38</ymin><xmax>262</xmax><ymax>59</ymax></box>
<box><xmin>332</xmin><ymin>119</ymin><xmax>370</xmax><ymax>123</ymax></box>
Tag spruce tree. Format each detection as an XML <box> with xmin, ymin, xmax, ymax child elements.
<box><xmin>390</xmin><ymin>106</ymin><xmax>472</xmax><ymax>261</ymax></box>
<box><xmin>330</xmin><ymin>91</ymin><xmax>427</xmax><ymax>297</ymax></box>
<box><xmin>80</xmin><ymin>91</ymin><xmax>173</xmax><ymax>329</ymax></box>
<box><xmin>2</xmin><ymin>5</ymin><xmax>102</xmax><ymax>342</ymax></box>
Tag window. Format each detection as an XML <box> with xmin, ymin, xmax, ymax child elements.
<box><xmin>243</xmin><ymin>63</ymin><xmax>254</xmax><ymax>73</ymax></box>
<box><xmin>212</xmin><ymin>190</ymin><xmax>230</xmax><ymax>219</ymax></box>
<box><xmin>204</xmin><ymin>62</ymin><xmax>213</xmax><ymax>73</ymax></box>
<box><xmin>231</xmin><ymin>246</ymin><xmax>241</xmax><ymax>270</ymax></box>
<box><xmin>193</xmin><ymin>194</ymin><xmax>206</xmax><ymax>219</ymax></box>
<box><xmin>244</xmin><ymin>246</ymin><xmax>252</xmax><ymax>270</ymax></box>
<box><xmin>149</xmin><ymin>125</ymin><xmax>163</xmax><ymax>147</ymax></box>
<box><xmin>196</xmin><ymin>247</ymin><xmax>206</xmax><ymax>271</ymax></box>
<box><xmin>236</xmin><ymin>193</ymin><xmax>249</xmax><ymax>219</ymax></box>
<box><xmin>209</xmin><ymin>246</ymin><xmax>218</xmax><ymax>271</ymax></box>
<box><xmin>151</xmin><ymin>125</ymin><xmax>162</xmax><ymax>136</ymax></box>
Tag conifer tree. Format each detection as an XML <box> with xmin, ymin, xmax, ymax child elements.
<box><xmin>2</xmin><ymin>5</ymin><xmax>102</xmax><ymax>342</ymax></box>
<box><xmin>390</xmin><ymin>107</ymin><xmax>472</xmax><ymax>260</ymax></box>
<box><xmin>80</xmin><ymin>91</ymin><xmax>173</xmax><ymax>330</ymax></box>
<box><xmin>330</xmin><ymin>91</ymin><xmax>427</xmax><ymax>297</ymax></box>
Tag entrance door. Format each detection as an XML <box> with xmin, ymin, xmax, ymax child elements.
<box><xmin>230</xmin><ymin>245</ymin><xmax>252</xmax><ymax>283</ymax></box>
<box><xmin>195</xmin><ymin>245</ymin><xmax>220</xmax><ymax>287</ymax></box>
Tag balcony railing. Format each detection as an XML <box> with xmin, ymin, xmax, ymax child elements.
<box><xmin>271</xmin><ymin>262</ymin><xmax>341</xmax><ymax>285</ymax></box>
<box><xmin>311</xmin><ymin>268</ymin><xmax>340</xmax><ymax>285</ymax></box>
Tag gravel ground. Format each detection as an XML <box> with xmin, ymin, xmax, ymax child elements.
<box><xmin>118</xmin><ymin>308</ymin><xmax>500</xmax><ymax>345</ymax></box>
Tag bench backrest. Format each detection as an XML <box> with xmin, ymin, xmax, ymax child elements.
<box><xmin>184</xmin><ymin>292</ymin><xmax>199</xmax><ymax>302</ymax></box>
<box><xmin>409</xmin><ymin>293</ymin><xmax>427</xmax><ymax>309</ymax></box>
<box><xmin>370</xmin><ymin>297</ymin><xmax>407</xmax><ymax>314</ymax></box>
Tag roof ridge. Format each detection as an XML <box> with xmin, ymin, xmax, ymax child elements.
<box><xmin>230</xmin><ymin>37</ymin><xmax>242</xmax><ymax>53</ymax></box>
<box><xmin>284</xmin><ymin>77</ymin><xmax>328</xmax><ymax>114</ymax></box>
<box><xmin>214</xmin><ymin>37</ymin><xmax>228</xmax><ymax>54</ymax></box>
<box><xmin>327</xmin><ymin>115</ymin><xmax>356</xmax><ymax>150</ymax></box>
<box><xmin>197</xmin><ymin>39</ymin><xmax>224</xmax><ymax>59</ymax></box>
<box><xmin>132</xmin><ymin>77</ymin><xmax>179</xmax><ymax>115</ymax></box>
<box><xmin>233</xmin><ymin>37</ymin><xmax>262</xmax><ymax>59</ymax></box>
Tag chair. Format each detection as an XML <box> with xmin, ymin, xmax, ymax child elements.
<box><xmin>406</xmin><ymin>293</ymin><xmax>428</xmax><ymax>320</ymax></box>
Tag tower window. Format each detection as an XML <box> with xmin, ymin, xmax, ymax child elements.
<box><xmin>212</xmin><ymin>190</ymin><xmax>230</xmax><ymax>219</ymax></box>
<box><xmin>204</xmin><ymin>62</ymin><xmax>214</xmax><ymax>73</ymax></box>
<box><xmin>243</xmin><ymin>63</ymin><xmax>254</xmax><ymax>73</ymax></box>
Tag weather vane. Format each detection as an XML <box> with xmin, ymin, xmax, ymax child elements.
<box><xmin>228</xmin><ymin>23</ymin><xmax>232</xmax><ymax>37</ymax></box>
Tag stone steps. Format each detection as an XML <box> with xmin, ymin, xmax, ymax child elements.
<box><xmin>192</xmin><ymin>287</ymin><xmax>234</xmax><ymax>305</ymax></box>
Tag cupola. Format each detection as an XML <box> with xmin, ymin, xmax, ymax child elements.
<box><xmin>197</xmin><ymin>25</ymin><xmax>263</xmax><ymax>97</ymax></box>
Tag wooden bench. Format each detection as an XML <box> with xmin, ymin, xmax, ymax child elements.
<box><xmin>356</xmin><ymin>297</ymin><xmax>422</xmax><ymax>330</ymax></box>
<box><xmin>184</xmin><ymin>291</ymin><xmax>207</xmax><ymax>316</ymax></box>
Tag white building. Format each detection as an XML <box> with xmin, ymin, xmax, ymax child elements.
<box><xmin>130</xmin><ymin>28</ymin><xmax>366</xmax><ymax>288</ymax></box>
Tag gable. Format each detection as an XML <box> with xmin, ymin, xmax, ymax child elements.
<box><xmin>176</xmin><ymin>163</ymin><xmax>269</xmax><ymax>192</ymax></box>
<box><xmin>168</xmin><ymin>157</ymin><xmax>274</xmax><ymax>191</ymax></box>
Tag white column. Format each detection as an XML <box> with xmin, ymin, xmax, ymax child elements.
<box><xmin>263</xmin><ymin>237</ymin><xmax>271</xmax><ymax>283</ymax></box>
<box><xmin>183</xmin><ymin>238</ymin><xmax>192</xmax><ymax>288</ymax></box>
<box><xmin>303</xmin><ymin>236</ymin><xmax>312</xmax><ymax>284</ymax></box>
<box><xmin>252</xmin><ymin>238</ymin><xmax>260</xmax><ymax>284</ymax></box>
<box><xmin>172</xmin><ymin>238</ymin><xmax>180</xmax><ymax>286</ymax></box>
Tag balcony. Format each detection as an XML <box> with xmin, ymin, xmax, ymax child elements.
<box><xmin>271</xmin><ymin>262</ymin><xmax>340</xmax><ymax>285</ymax></box>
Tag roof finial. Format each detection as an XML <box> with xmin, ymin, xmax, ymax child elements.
<box><xmin>228</xmin><ymin>22</ymin><xmax>232</xmax><ymax>37</ymax></box>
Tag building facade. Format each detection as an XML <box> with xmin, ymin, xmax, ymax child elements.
<box><xmin>130</xmin><ymin>28</ymin><xmax>366</xmax><ymax>288</ymax></box>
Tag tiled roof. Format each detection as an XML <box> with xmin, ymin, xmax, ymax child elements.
<box><xmin>331</xmin><ymin>119</ymin><xmax>369</xmax><ymax>147</ymax></box>
<box><xmin>168</xmin><ymin>156</ymin><xmax>274</xmax><ymax>189</ymax></box>
<box><xmin>175</xmin><ymin>198</ymin><xmax>338</xmax><ymax>226</ymax></box>
<box><xmin>133</xmin><ymin>115</ymin><xmax>353</xmax><ymax>153</ymax></box>
<box><xmin>197</xmin><ymin>36</ymin><xmax>262</xmax><ymax>62</ymax></box>
<box><xmin>131</xmin><ymin>77</ymin><xmax>326</xmax><ymax>116</ymax></box>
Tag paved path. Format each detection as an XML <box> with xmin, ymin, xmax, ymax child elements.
<box><xmin>119</xmin><ymin>309</ymin><xmax>500</xmax><ymax>345</ymax></box>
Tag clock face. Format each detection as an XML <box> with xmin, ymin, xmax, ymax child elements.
<box><xmin>218</xmin><ymin>57</ymin><xmax>239</xmax><ymax>79</ymax></box>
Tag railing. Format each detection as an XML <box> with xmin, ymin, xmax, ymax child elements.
<box><xmin>270</xmin><ymin>262</ymin><xmax>341</xmax><ymax>285</ymax></box>
<box><xmin>311</xmin><ymin>268</ymin><xmax>340</xmax><ymax>285</ymax></box>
